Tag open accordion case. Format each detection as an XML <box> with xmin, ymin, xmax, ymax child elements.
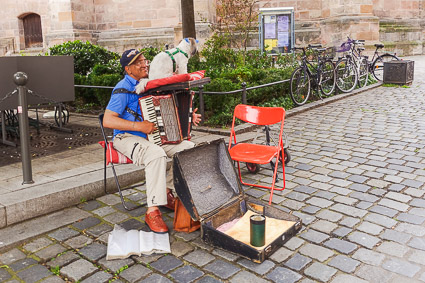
<box><xmin>173</xmin><ymin>139</ymin><xmax>302</xmax><ymax>263</ymax></box>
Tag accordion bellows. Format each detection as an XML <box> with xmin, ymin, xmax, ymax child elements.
<box><xmin>139</xmin><ymin>91</ymin><xmax>193</xmax><ymax>146</ymax></box>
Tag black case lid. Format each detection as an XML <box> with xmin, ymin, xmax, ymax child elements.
<box><xmin>173</xmin><ymin>139</ymin><xmax>243</xmax><ymax>221</ymax></box>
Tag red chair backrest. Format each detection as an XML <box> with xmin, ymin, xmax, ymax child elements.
<box><xmin>234</xmin><ymin>104</ymin><xmax>285</xmax><ymax>125</ymax></box>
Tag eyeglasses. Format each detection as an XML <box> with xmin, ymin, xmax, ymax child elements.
<box><xmin>133</xmin><ymin>59</ymin><xmax>150</xmax><ymax>67</ymax></box>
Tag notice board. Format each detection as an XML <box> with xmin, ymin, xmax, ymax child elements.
<box><xmin>259</xmin><ymin>7</ymin><xmax>294</xmax><ymax>54</ymax></box>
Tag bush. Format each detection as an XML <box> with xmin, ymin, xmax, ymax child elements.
<box><xmin>89</xmin><ymin>73</ymin><xmax>122</xmax><ymax>108</ymax></box>
<box><xmin>188</xmin><ymin>34</ymin><xmax>298</xmax><ymax>126</ymax></box>
<box><xmin>49</xmin><ymin>40</ymin><xmax>119</xmax><ymax>75</ymax></box>
<box><xmin>139</xmin><ymin>46</ymin><xmax>162</xmax><ymax>62</ymax></box>
<box><xmin>73</xmin><ymin>74</ymin><xmax>94</xmax><ymax>105</ymax></box>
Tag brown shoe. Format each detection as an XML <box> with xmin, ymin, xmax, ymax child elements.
<box><xmin>145</xmin><ymin>209</ymin><xmax>168</xmax><ymax>233</ymax></box>
<box><xmin>164</xmin><ymin>190</ymin><xmax>176</xmax><ymax>211</ymax></box>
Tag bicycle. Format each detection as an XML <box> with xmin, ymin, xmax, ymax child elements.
<box><xmin>334</xmin><ymin>38</ymin><xmax>369</xmax><ymax>93</ymax></box>
<box><xmin>367</xmin><ymin>43</ymin><xmax>400</xmax><ymax>81</ymax></box>
<box><xmin>290</xmin><ymin>45</ymin><xmax>336</xmax><ymax>106</ymax></box>
<box><xmin>350</xmin><ymin>39</ymin><xmax>369</xmax><ymax>89</ymax></box>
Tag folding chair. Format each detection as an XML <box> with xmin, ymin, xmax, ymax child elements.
<box><xmin>228</xmin><ymin>104</ymin><xmax>286</xmax><ymax>205</ymax></box>
<box><xmin>98</xmin><ymin>114</ymin><xmax>144</xmax><ymax>211</ymax></box>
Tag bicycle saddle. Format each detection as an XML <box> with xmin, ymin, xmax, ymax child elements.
<box><xmin>374</xmin><ymin>44</ymin><xmax>384</xmax><ymax>49</ymax></box>
<box><xmin>357</xmin><ymin>47</ymin><xmax>365</xmax><ymax>52</ymax></box>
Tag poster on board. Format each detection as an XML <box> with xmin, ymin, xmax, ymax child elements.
<box><xmin>259</xmin><ymin>8</ymin><xmax>294</xmax><ymax>54</ymax></box>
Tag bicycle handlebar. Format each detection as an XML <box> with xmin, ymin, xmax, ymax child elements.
<box><xmin>346</xmin><ymin>36</ymin><xmax>365</xmax><ymax>46</ymax></box>
<box><xmin>292</xmin><ymin>47</ymin><xmax>306</xmax><ymax>54</ymax></box>
<box><xmin>308</xmin><ymin>44</ymin><xmax>322</xmax><ymax>48</ymax></box>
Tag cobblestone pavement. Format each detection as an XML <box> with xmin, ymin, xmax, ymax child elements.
<box><xmin>1</xmin><ymin>57</ymin><xmax>425</xmax><ymax>282</ymax></box>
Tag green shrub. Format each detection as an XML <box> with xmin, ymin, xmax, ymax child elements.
<box><xmin>73</xmin><ymin>74</ymin><xmax>96</xmax><ymax>105</ymax></box>
<box><xmin>139</xmin><ymin>46</ymin><xmax>162</xmax><ymax>62</ymax></box>
<box><xmin>49</xmin><ymin>40</ymin><xmax>119</xmax><ymax>75</ymax></box>
<box><xmin>88</xmin><ymin>72</ymin><xmax>122</xmax><ymax>107</ymax></box>
<box><xmin>189</xmin><ymin>34</ymin><xmax>298</xmax><ymax>126</ymax></box>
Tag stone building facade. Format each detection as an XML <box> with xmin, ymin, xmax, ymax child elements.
<box><xmin>0</xmin><ymin>0</ymin><xmax>423</xmax><ymax>56</ymax></box>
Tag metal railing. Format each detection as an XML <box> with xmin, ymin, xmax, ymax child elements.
<box><xmin>75</xmin><ymin>78</ymin><xmax>291</xmax><ymax>124</ymax></box>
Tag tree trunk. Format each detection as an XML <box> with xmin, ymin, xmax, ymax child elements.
<box><xmin>181</xmin><ymin>0</ymin><xmax>196</xmax><ymax>38</ymax></box>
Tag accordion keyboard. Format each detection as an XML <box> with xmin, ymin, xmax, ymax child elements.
<box><xmin>139</xmin><ymin>95</ymin><xmax>182</xmax><ymax>145</ymax></box>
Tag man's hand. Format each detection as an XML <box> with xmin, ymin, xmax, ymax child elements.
<box><xmin>192</xmin><ymin>108</ymin><xmax>202</xmax><ymax>126</ymax></box>
<box><xmin>136</xmin><ymin>120</ymin><xmax>157</xmax><ymax>134</ymax></box>
<box><xmin>103</xmin><ymin>109</ymin><xmax>157</xmax><ymax>134</ymax></box>
<box><xmin>135</xmin><ymin>79</ymin><xmax>150</xmax><ymax>94</ymax></box>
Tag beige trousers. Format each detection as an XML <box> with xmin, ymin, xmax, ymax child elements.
<box><xmin>113</xmin><ymin>133</ymin><xmax>194</xmax><ymax>207</ymax></box>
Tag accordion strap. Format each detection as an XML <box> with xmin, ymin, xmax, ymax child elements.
<box><xmin>112</xmin><ymin>88</ymin><xmax>135</xmax><ymax>95</ymax></box>
<box><xmin>112</xmin><ymin>88</ymin><xmax>142</xmax><ymax>121</ymax></box>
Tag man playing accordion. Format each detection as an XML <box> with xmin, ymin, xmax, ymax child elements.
<box><xmin>103</xmin><ymin>49</ymin><xmax>201</xmax><ymax>233</ymax></box>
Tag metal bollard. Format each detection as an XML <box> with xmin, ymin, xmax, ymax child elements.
<box><xmin>14</xmin><ymin>72</ymin><xmax>34</xmax><ymax>184</ymax></box>
<box><xmin>242</xmin><ymin>82</ymin><xmax>247</xmax><ymax>104</ymax></box>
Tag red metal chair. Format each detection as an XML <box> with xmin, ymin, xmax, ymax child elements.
<box><xmin>228</xmin><ymin>104</ymin><xmax>286</xmax><ymax>204</ymax></box>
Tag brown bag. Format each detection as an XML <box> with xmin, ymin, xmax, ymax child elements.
<box><xmin>173</xmin><ymin>197</ymin><xmax>200</xmax><ymax>233</ymax></box>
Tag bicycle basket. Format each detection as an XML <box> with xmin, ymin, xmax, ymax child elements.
<box><xmin>324</xmin><ymin>47</ymin><xmax>336</xmax><ymax>59</ymax></box>
<box><xmin>337</xmin><ymin>42</ymin><xmax>351</xmax><ymax>52</ymax></box>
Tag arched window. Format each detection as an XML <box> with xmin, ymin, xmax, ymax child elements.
<box><xmin>22</xmin><ymin>13</ymin><xmax>43</xmax><ymax>48</ymax></box>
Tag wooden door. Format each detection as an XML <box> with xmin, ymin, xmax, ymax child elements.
<box><xmin>23</xmin><ymin>14</ymin><xmax>43</xmax><ymax>48</ymax></box>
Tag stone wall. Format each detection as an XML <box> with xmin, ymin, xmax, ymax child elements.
<box><xmin>372</xmin><ymin>0</ymin><xmax>425</xmax><ymax>55</ymax></box>
<box><xmin>0</xmin><ymin>0</ymin><xmax>423</xmax><ymax>56</ymax></box>
<box><xmin>93</xmin><ymin>0</ymin><xmax>214</xmax><ymax>51</ymax></box>
<box><xmin>260</xmin><ymin>0</ymin><xmax>379</xmax><ymax>52</ymax></box>
<box><xmin>0</xmin><ymin>0</ymin><xmax>85</xmax><ymax>53</ymax></box>
<box><xmin>0</xmin><ymin>0</ymin><xmax>49</xmax><ymax>52</ymax></box>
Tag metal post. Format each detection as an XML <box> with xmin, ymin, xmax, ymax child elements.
<box><xmin>242</xmin><ymin>82</ymin><xmax>247</xmax><ymax>104</ymax></box>
<box><xmin>199</xmin><ymin>85</ymin><xmax>205</xmax><ymax>125</ymax></box>
<box><xmin>1</xmin><ymin>110</ymin><xmax>17</xmax><ymax>147</ymax></box>
<box><xmin>58</xmin><ymin>104</ymin><xmax>63</xmax><ymax>128</ymax></box>
<box><xmin>1</xmin><ymin>111</ymin><xmax>6</xmax><ymax>141</ymax></box>
<box><xmin>14</xmin><ymin>72</ymin><xmax>34</xmax><ymax>184</ymax></box>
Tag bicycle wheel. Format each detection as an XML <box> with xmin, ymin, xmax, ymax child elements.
<box><xmin>319</xmin><ymin>59</ymin><xmax>336</xmax><ymax>97</ymax></box>
<box><xmin>357</xmin><ymin>57</ymin><xmax>369</xmax><ymax>89</ymax></box>
<box><xmin>290</xmin><ymin>67</ymin><xmax>311</xmax><ymax>106</ymax></box>
<box><xmin>54</xmin><ymin>108</ymin><xmax>69</xmax><ymax>126</ymax></box>
<box><xmin>372</xmin><ymin>54</ymin><xmax>399</xmax><ymax>81</ymax></box>
<box><xmin>335</xmin><ymin>58</ymin><xmax>358</xmax><ymax>93</ymax></box>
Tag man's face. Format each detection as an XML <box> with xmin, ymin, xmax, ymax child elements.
<box><xmin>126</xmin><ymin>55</ymin><xmax>149</xmax><ymax>80</ymax></box>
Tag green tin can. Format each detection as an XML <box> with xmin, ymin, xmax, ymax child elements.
<box><xmin>250</xmin><ymin>214</ymin><xmax>266</xmax><ymax>247</ymax></box>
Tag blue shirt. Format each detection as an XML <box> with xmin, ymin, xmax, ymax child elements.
<box><xmin>106</xmin><ymin>75</ymin><xmax>147</xmax><ymax>139</ymax></box>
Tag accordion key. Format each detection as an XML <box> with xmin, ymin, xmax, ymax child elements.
<box><xmin>139</xmin><ymin>93</ymin><xmax>192</xmax><ymax>145</ymax></box>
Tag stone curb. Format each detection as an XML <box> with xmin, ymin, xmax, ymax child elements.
<box><xmin>0</xmin><ymin>162</ymin><xmax>146</xmax><ymax>229</ymax></box>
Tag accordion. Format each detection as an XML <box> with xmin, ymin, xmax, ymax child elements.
<box><xmin>139</xmin><ymin>90</ymin><xmax>194</xmax><ymax>146</ymax></box>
